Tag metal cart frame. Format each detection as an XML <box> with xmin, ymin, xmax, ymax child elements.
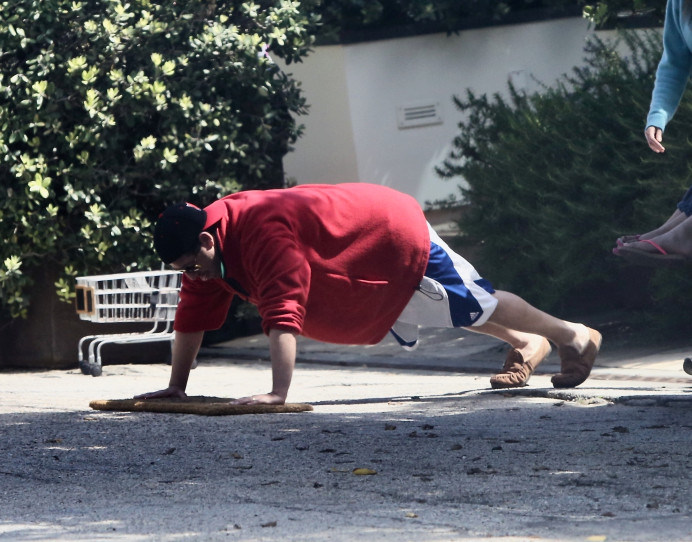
<box><xmin>75</xmin><ymin>270</ymin><xmax>182</xmax><ymax>376</ymax></box>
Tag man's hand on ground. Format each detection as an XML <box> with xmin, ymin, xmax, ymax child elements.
<box><xmin>134</xmin><ymin>386</ymin><xmax>187</xmax><ymax>400</ymax></box>
<box><xmin>231</xmin><ymin>392</ymin><xmax>285</xmax><ymax>405</ymax></box>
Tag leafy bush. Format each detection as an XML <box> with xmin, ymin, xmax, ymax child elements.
<box><xmin>438</xmin><ymin>31</ymin><xmax>692</xmax><ymax>321</ymax></box>
<box><xmin>0</xmin><ymin>0</ymin><xmax>319</xmax><ymax>318</ymax></box>
<box><xmin>316</xmin><ymin>0</ymin><xmax>581</xmax><ymax>40</ymax></box>
<box><xmin>582</xmin><ymin>0</ymin><xmax>665</xmax><ymax>28</ymax></box>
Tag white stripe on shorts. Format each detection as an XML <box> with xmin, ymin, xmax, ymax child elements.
<box><xmin>391</xmin><ymin>224</ymin><xmax>498</xmax><ymax>349</ymax></box>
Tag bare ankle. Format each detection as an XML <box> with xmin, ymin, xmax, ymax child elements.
<box><xmin>563</xmin><ymin>323</ymin><xmax>589</xmax><ymax>353</ymax></box>
<box><xmin>512</xmin><ymin>333</ymin><xmax>545</xmax><ymax>355</ymax></box>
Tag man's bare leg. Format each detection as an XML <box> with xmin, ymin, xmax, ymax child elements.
<box><xmin>466</xmin><ymin>321</ymin><xmax>543</xmax><ymax>355</ymax></box>
<box><xmin>480</xmin><ymin>291</ymin><xmax>589</xmax><ymax>349</ymax></box>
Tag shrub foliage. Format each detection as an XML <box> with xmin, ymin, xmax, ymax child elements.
<box><xmin>438</xmin><ymin>31</ymin><xmax>692</xmax><ymax>318</ymax></box>
<box><xmin>315</xmin><ymin>0</ymin><xmax>581</xmax><ymax>40</ymax></box>
<box><xmin>0</xmin><ymin>0</ymin><xmax>319</xmax><ymax>318</ymax></box>
<box><xmin>582</xmin><ymin>0</ymin><xmax>665</xmax><ymax>28</ymax></box>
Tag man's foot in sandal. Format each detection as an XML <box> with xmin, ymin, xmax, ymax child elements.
<box><xmin>490</xmin><ymin>337</ymin><xmax>551</xmax><ymax>389</ymax></box>
<box><xmin>552</xmin><ymin>327</ymin><xmax>601</xmax><ymax>388</ymax></box>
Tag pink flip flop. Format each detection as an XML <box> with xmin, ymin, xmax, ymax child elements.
<box><xmin>616</xmin><ymin>239</ymin><xmax>690</xmax><ymax>266</ymax></box>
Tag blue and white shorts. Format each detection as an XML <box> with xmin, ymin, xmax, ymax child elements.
<box><xmin>390</xmin><ymin>224</ymin><xmax>498</xmax><ymax>350</ymax></box>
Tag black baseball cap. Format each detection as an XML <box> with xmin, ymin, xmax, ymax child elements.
<box><xmin>154</xmin><ymin>202</ymin><xmax>207</xmax><ymax>264</ymax></box>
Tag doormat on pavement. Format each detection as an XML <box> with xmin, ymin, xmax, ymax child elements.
<box><xmin>89</xmin><ymin>396</ymin><xmax>314</xmax><ymax>416</ymax></box>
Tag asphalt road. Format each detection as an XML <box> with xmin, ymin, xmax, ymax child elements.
<box><xmin>0</xmin><ymin>328</ymin><xmax>690</xmax><ymax>542</ymax></box>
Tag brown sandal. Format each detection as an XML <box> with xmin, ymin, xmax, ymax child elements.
<box><xmin>551</xmin><ymin>327</ymin><xmax>602</xmax><ymax>388</ymax></box>
<box><xmin>490</xmin><ymin>338</ymin><xmax>551</xmax><ymax>389</ymax></box>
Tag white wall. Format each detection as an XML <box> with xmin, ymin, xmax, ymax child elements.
<box><xmin>279</xmin><ymin>16</ymin><xmax>600</xmax><ymax>206</ymax></box>
<box><xmin>281</xmin><ymin>46</ymin><xmax>360</xmax><ymax>185</ymax></box>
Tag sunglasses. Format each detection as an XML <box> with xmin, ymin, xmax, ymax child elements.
<box><xmin>175</xmin><ymin>253</ymin><xmax>202</xmax><ymax>274</ymax></box>
<box><xmin>181</xmin><ymin>263</ymin><xmax>202</xmax><ymax>274</ymax></box>
<box><xmin>173</xmin><ymin>245</ymin><xmax>203</xmax><ymax>274</ymax></box>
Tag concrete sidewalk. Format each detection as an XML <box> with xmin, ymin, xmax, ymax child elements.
<box><xmin>0</xmin><ymin>327</ymin><xmax>690</xmax><ymax>542</ymax></box>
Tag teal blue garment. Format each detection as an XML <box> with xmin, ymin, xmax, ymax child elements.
<box><xmin>647</xmin><ymin>0</ymin><xmax>692</xmax><ymax>131</ymax></box>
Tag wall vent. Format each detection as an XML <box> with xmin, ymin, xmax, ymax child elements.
<box><xmin>396</xmin><ymin>101</ymin><xmax>442</xmax><ymax>129</ymax></box>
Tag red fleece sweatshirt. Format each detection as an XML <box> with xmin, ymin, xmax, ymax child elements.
<box><xmin>173</xmin><ymin>183</ymin><xmax>430</xmax><ymax>345</ymax></box>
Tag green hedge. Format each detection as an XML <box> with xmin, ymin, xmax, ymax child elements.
<box><xmin>583</xmin><ymin>0</ymin><xmax>666</xmax><ymax>28</ymax></box>
<box><xmin>315</xmin><ymin>0</ymin><xmax>581</xmax><ymax>41</ymax></box>
<box><xmin>438</xmin><ymin>31</ymin><xmax>692</xmax><ymax>329</ymax></box>
<box><xmin>0</xmin><ymin>0</ymin><xmax>319</xmax><ymax>318</ymax></box>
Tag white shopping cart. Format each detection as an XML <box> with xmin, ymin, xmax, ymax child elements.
<box><xmin>75</xmin><ymin>270</ymin><xmax>182</xmax><ymax>376</ymax></box>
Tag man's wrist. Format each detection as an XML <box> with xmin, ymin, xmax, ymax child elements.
<box><xmin>270</xmin><ymin>390</ymin><xmax>288</xmax><ymax>401</ymax></box>
<box><xmin>167</xmin><ymin>383</ymin><xmax>186</xmax><ymax>393</ymax></box>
